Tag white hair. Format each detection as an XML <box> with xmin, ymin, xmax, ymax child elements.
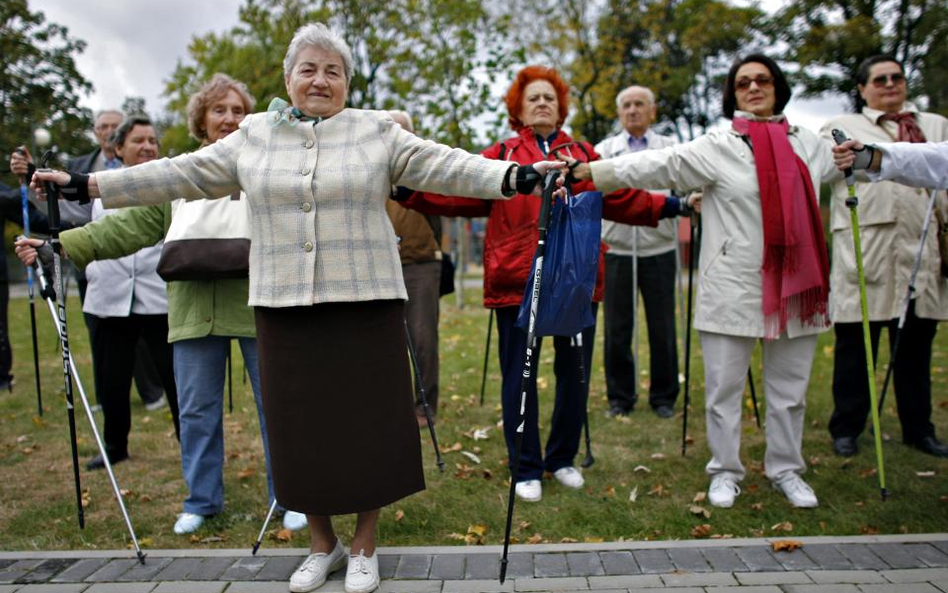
<box><xmin>94</xmin><ymin>109</ymin><xmax>124</xmax><ymax>123</ymax></box>
<box><xmin>283</xmin><ymin>23</ymin><xmax>354</xmax><ymax>84</ymax></box>
<box><xmin>388</xmin><ymin>110</ymin><xmax>414</xmax><ymax>133</ymax></box>
<box><xmin>615</xmin><ymin>85</ymin><xmax>655</xmax><ymax>108</ymax></box>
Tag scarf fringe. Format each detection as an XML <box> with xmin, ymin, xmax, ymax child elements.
<box><xmin>763</xmin><ymin>286</ymin><xmax>831</xmax><ymax>340</ymax></box>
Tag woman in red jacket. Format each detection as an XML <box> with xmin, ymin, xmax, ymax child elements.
<box><xmin>402</xmin><ymin>66</ymin><xmax>694</xmax><ymax>502</ymax></box>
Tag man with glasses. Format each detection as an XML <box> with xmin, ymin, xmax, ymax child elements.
<box><xmin>821</xmin><ymin>55</ymin><xmax>948</xmax><ymax>459</ymax></box>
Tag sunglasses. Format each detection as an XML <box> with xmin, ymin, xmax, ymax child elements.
<box><xmin>869</xmin><ymin>73</ymin><xmax>905</xmax><ymax>87</ymax></box>
<box><xmin>735</xmin><ymin>75</ymin><xmax>774</xmax><ymax>91</ymax></box>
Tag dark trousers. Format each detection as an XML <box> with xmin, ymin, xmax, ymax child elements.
<box><xmin>496</xmin><ymin>304</ymin><xmax>596</xmax><ymax>482</ymax></box>
<box><xmin>0</xmin><ymin>282</ymin><xmax>11</xmax><ymax>384</ymax></box>
<box><xmin>89</xmin><ymin>314</ymin><xmax>180</xmax><ymax>457</ymax></box>
<box><xmin>829</xmin><ymin>300</ymin><xmax>937</xmax><ymax>444</ymax></box>
<box><xmin>403</xmin><ymin>261</ymin><xmax>440</xmax><ymax>414</ymax></box>
<box><xmin>603</xmin><ymin>250</ymin><xmax>679</xmax><ymax>412</ymax></box>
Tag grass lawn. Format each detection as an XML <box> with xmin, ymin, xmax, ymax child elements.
<box><xmin>0</xmin><ymin>282</ymin><xmax>946</xmax><ymax>553</ymax></box>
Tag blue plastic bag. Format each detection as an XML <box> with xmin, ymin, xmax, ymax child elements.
<box><xmin>516</xmin><ymin>190</ymin><xmax>602</xmax><ymax>337</ymax></box>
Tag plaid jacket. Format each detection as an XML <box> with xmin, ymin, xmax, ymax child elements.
<box><xmin>97</xmin><ymin>109</ymin><xmax>512</xmax><ymax>307</ymax></box>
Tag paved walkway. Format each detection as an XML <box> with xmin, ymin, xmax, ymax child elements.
<box><xmin>1</xmin><ymin>534</ymin><xmax>946</xmax><ymax>592</ymax></box>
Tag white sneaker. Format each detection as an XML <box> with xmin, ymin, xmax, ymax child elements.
<box><xmin>283</xmin><ymin>510</ymin><xmax>307</xmax><ymax>531</ymax></box>
<box><xmin>173</xmin><ymin>512</ymin><xmax>204</xmax><ymax>535</ymax></box>
<box><xmin>553</xmin><ymin>466</ymin><xmax>585</xmax><ymax>489</ymax></box>
<box><xmin>344</xmin><ymin>549</ymin><xmax>380</xmax><ymax>593</ymax></box>
<box><xmin>514</xmin><ymin>479</ymin><xmax>542</xmax><ymax>502</ymax></box>
<box><xmin>144</xmin><ymin>394</ymin><xmax>167</xmax><ymax>411</ymax></box>
<box><xmin>773</xmin><ymin>475</ymin><xmax>818</xmax><ymax>508</ymax></box>
<box><xmin>708</xmin><ymin>476</ymin><xmax>741</xmax><ymax>508</ymax></box>
<box><xmin>289</xmin><ymin>538</ymin><xmax>347</xmax><ymax>593</ymax></box>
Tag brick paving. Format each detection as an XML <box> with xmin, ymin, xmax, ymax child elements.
<box><xmin>0</xmin><ymin>534</ymin><xmax>945</xmax><ymax>592</ymax></box>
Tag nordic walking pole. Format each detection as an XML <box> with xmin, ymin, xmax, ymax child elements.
<box><xmin>574</xmin><ymin>331</ymin><xmax>594</xmax><ymax>468</ymax></box>
<box><xmin>14</xmin><ymin>148</ymin><xmax>42</xmax><ymax>414</ymax></box>
<box><xmin>747</xmin><ymin>368</ymin><xmax>761</xmax><ymax>429</ymax></box>
<box><xmin>39</xmin><ymin>151</ymin><xmax>84</xmax><ymax>529</ymax></box>
<box><xmin>33</xmin><ymin>261</ymin><xmax>146</xmax><ymax>563</ymax></box>
<box><xmin>878</xmin><ymin>188</ymin><xmax>938</xmax><ymax>414</ymax></box>
<box><xmin>226</xmin><ymin>343</ymin><xmax>233</xmax><ymax>414</ymax></box>
<box><xmin>832</xmin><ymin>129</ymin><xmax>888</xmax><ymax>500</ymax></box>
<box><xmin>404</xmin><ymin>319</ymin><xmax>444</xmax><ymax>472</ymax></box>
<box><xmin>479</xmin><ymin>309</ymin><xmax>494</xmax><ymax>406</ymax></box>
<box><xmin>251</xmin><ymin>499</ymin><xmax>279</xmax><ymax>555</ymax></box>
<box><xmin>681</xmin><ymin>212</ymin><xmax>699</xmax><ymax>456</ymax></box>
<box><xmin>500</xmin><ymin>170</ymin><xmax>559</xmax><ymax>584</ymax></box>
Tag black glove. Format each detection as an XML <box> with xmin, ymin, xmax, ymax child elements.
<box><xmin>59</xmin><ymin>172</ymin><xmax>91</xmax><ymax>203</ymax></box>
<box><xmin>515</xmin><ymin>164</ymin><xmax>542</xmax><ymax>195</ymax></box>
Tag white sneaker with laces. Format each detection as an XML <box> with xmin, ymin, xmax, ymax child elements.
<box><xmin>283</xmin><ymin>510</ymin><xmax>307</xmax><ymax>531</ymax></box>
<box><xmin>773</xmin><ymin>475</ymin><xmax>818</xmax><ymax>508</ymax></box>
<box><xmin>344</xmin><ymin>549</ymin><xmax>380</xmax><ymax>593</ymax></box>
<box><xmin>708</xmin><ymin>476</ymin><xmax>741</xmax><ymax>508</ymax></box>
<box><xmin>514</xmin><ymin>479</ymin><xmax>542</xmax><ymax>502</ymax></box>
<box><xmin>289</xmin><ymin>538</ymin><xmax>347</xmax><ymax>593</ymax></box>
<box><xmin>553</xmin><ymin>466</ymin><xmax>585</xmax><ymax>489</ymax></box>
<box><xmin>173</xmin><ymin>512</ymin><xmax>204</xmax><ymax>535</ymax></box>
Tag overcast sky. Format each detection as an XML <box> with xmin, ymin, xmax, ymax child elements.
<box><xmin>30</xmin><ymin>0</ymin><xmax>849</xmax><ymax>136</ymax></box>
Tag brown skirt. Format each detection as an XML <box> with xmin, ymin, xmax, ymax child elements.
<box><xmin>254</xmin><ymin>300</ymin><xmax>425</xmax><ymax>515</ymax></box>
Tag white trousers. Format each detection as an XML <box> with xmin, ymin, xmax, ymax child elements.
<box><xmin>700</xmin><ymin>331</ymin><xmax>818</xmax><ymax>483</ymax></box>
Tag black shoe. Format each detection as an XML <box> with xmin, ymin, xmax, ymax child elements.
<box><xmin>907</xmin><ymin>436</ymin><xmax>948</xmax><ymax>458</ymax></box>
<box><xmin>653</xmin><ymin>405</ymin><xmax>674</xmax><ymax>419</ymax></box>
<box><xmin>832</xmin><ymin>436</ymin><xmax>858</xmax><ymax>457</ymax></box>
<box><xmin>86</xmin><ymin>451</ymin><xmax>129</xmax><ymax>471</ymax></box>
<box><xmin>607</xmin><ymin>405</ymin><xmax>631</xmax><ymax>418</ymax></box>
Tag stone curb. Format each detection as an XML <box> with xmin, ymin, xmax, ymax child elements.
<box><xmin>0</xmin><ymin>534</ymin><xmax>944</xmax><ymax>561</ymax></box>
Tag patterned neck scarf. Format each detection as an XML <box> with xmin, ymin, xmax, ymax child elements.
<box><xmin>878</xmin><ymin>111</ymin><xmax>927</xmax><ymax>143</ymax></box>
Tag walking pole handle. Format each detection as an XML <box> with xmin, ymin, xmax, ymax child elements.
<box><xmin>831</xmin><ymin>129</ymin><xmax>857</xmax><ymax>192</ymax></box>
<box><xmin>538</xmin><ymin>170</ymin><xmax>559</xmax><ymax>233</ymax></box>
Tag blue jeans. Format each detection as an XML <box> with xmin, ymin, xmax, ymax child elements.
<box><xmin>174</xmin><ymin>336</ymin><xmax>276</xmax><ymax>515</ymax></box>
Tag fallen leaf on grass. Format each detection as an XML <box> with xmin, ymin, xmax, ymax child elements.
<box><xmin>516</xmin><ymin>520</ymin><xmax>531</xmax><ymax>532</ymax></box>
<box><xmin>692</xmin><ymin>492</ymin><xmax>706</xmax><ymax>503</ymax></box>
<box><xmin>139</xmin><ymin>495</ymin><xmax>152</xmax><ymax>503</ymax></box>
<box><xmin>394</xmin><ymin>509</ymin><xmax>405</xmax><ymax>522</ymax></box>
<box><xmin>527</xmin><ymin>533</ymin><xmax>544</xmax><ymax>544</ymax></box>
<box><xmin>482</xmin><ymin>469</ymin><xmax>493</xmax><ymax>480</ymax></box>
<box><xmin>750</xmin><ymin>503</ymin><xmax>764</xmax><ymax>512</ymax></box>
<box><xmin>690</xmin><ymin>524</ymin><xmax>713</xmax><ymax>538</ymax></box>
<box><xmin>584</xmin><ymin>536</ymin><xmax>605</xmax><ymax>543</ymax></box>
<box><xmin>461</xmin><ymin>451</ymin><xmax>481</xmax><ymax>464</ymax></box>
<box><xmin>860</xmin><ymin>525</ymin><xmax>879</xmax><ymax>535</ymax></box>
<box><xmin>191</xmin><ymin>535</ymin><xmax>226</xmax><ymax>543</ymax></box>
<box><xmin>559</xmin><ymin>537</ymin><xmax>578</xmax><ymax>543</ymax></box>
<box><xmin>689</xmin><ymin>505</ymin><xmax>711</xmax><ymax>519</ymax></box>
<box><xmin>650</xmin><ymin>453</ymin><xmax>665</xmax><ymax>460</ymax></box>
<box><xmin>603</xmin><ymin>486</ymin><xmax>616</xmax><ymax>498</ymax></box>
<box><xmin>771</xmin><ymin>522</ymin><xmax>793</xmax><ymax>532</ymax></box>
<box><xmin>440</xmin><ymin>442</ymin><xmax>464</xmax><ymax>453</ymax></box>
<box><xmin>537</xmin><ymin>377</ymin><xmax>548</xmax><ymax>390</ymax></box>
<box><xmin>940</xmin><ymin>496</ymin><xmax>948</xmax><ymax>503</ymax></box>
<box><xmin>772</xmin><ymin>540</ymin><xmax>803</xmax><ymax>552</ymax></box>
<box><xmin>120</xmin><ymin>489</ymin><xmax>135</xmax><ymax>498</ymax></box>
<box><xmin>455</xmin><ymin>464</ymin><xmax>474</xmax><ymax>479</ymax></box>
<box><xmin>746</xmin><ymin>484</ymin><xmax>759</xmax><ymax>493</ymax></box>
<box><xmin>274</xmin><ymin>529</ymin><xmax>292</xmax><ymax>542</ymax></box>
<box><xmin>859</xmin><ymin>468</ymin><xmax>878</xmax><ymax>478</ymax></box>
<box><xmin>236</xmin><ymin>467</ymin><xmax>255</xmax><ymax>479</ymax></box>
<box><xmin>633</xmin><ymin>465</ymin><xmax>651</xmax><ymax>473</ymax></box>
<box><xmin>648</xmin><ymin>484</ymin><xmax>668</xmax><ymax>497</ymax></box>
<box><xmin>684</xmin><ymin>435</ymin><xmax>694</xmax><ymax>445</ymax></box>
<box><xmin>629</xmin><ymin>487</ymin><xmax>639</xmax><ymax>503</ymax></box>
<box><xmin>466</xmin><ymin>524</ymin><xmax>488</xmax><ymax>545</ymax></box>
<box><xmin>916</xmin><ymin>471</ymin><xmax>935</xmax><ymax>478</ymax></box>
<box><xmin>15</xmin><ymin>435</ymin><xmax>29</xmax><ymax>443</ymax></box>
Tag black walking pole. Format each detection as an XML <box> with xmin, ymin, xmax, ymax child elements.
<box><xmin>479</xmin><ymin>309</ymin><xmax>494</xmax><ymax>406</ymax></box>
<box><xmin>226</xmin><ymin>343</ymin><xmax>233</xmax><ymax>414</ymax></box>
<box><xmin>573</xmin><ymin>332</ymin><xmax>594</xmax><ymax>468</ymax></box>
<box><xmin>747</xmin><ymin>368</ymin><xmax>761</xmax><ymax>429</ymax></box>
<box><xmin>832</xmin><ymin>129</ymin><xmax>888</xmax><ymax>500</ymax></box>
<box><xmin>877</xmin><ymin>187</ymin><xmax>938</xmax><ymax>414</ymax></box>
<box><xmin>33</xmin><ymin>261</ymin><xmax>146</xmax><ymax>563</ymax></box>
<box><xmin>404</xmin><ymin>319</ymin><xmax>445</xmax><ymax>472</ymax></box>
<box><xmin>500</xmin><ymin>170</ymin><xmax>559</xmax><ymax>584</ymax></box>
<box><xmin>39</xmin><ymin>151</ymin><xmax>84</xmax><ymax>529</ymax></box>
<box><xmin>15</xmin><ymin>149</ymin><xmax>42</xmax><ymax>413</ymax></box>
<box><xmin>681</xmin><ymin>213</ymin><xmax>699</xmax><ymax>456</ymax></box>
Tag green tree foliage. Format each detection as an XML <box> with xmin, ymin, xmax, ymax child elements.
<box><xmin>161</xmin><ymin>0</ymin><xmax>517</xmax><ymax>154</ymax></box>
<box><xmin>510</xmin><ymin>0</ymin><xmax>762</xmax><ymax>144</ymax></box>
<box><xmin>0</xmin><ymin>0</ymin><xmax>93</xmax><ymax>181</ymax></box>
<box><xmin>121</xmin><ymin>96</ymin><xmax>149</xmax><ymax>118</ymax></box>
<box><xmin>767</xmin><ymin>0</ymin><xmax>948</xmax><ymax>115</ymax></box>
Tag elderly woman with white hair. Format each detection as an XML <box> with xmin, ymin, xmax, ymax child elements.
<box><xmin>31</xmin><ymin>23</ymin><xmax>562</xmax><ymax>593</ymax></box>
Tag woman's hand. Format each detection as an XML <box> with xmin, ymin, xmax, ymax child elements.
<box><xmin>29</xmin><ymin>169</ymin><xmax>97</xmax><ymax>203</ymax></box>
<box><xmin>687</xmin><ymin>191</ymin><xmax>702</xmax><ymax>213</ymax></box>
<box><xmin>14</xmin><ymin>237</ymin><xmax>53</xmax><ymax>267</ymax></box>
<box><xmin>832</xmin><ymin>139</ymin><xmax>863</xmax><ymax>171</ymax></box>
<box><xmin>557</xmin><ymin>155</ymin><xmax>592</xmax><ymax>182</ymax></box>
<box><xmin>10</xmin><ymin>147</ymin><xmax>32</xmax><ymax>179</ymax></box>
<box><xmin>29</xmin><ymin>169</ymin><xmax>71</xmax><ymax>199</ymax></box>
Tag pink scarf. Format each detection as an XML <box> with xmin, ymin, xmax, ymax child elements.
<box><xmin>732</xmin><ymin>116</ymin><xmax>830</xmax><ymax>339</ymax></box>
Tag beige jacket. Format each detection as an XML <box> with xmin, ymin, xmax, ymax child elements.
<box><xmin>821</xmin><ymin>104</ymin><xmax>948</xmax><ymax>322</ymax></box>
<box><xmin>590</xmin><ymin>113</ymin><xmax>840</xmax><ymax>338</ymax></box>
<box><xmin>596</xmin><ymin>128</ymin><xmax>678</xmax><ymax>258</ymax></box>
<box><xmin>97</xmin><ymin>109</ymin><xmax>511</xmax><ymax>308</ymax></box>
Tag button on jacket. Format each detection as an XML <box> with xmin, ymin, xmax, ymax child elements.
<box><xmin>96</xmin><ymin>109</ymin><xmax>512</xmax><ymax>308</ymax></box>
<box><xmin>821</xmin><ymin>105</ymin><xmax>948</xmax><ymax>323</ymax></box>
<box><xmin>590</xmin><ymin>113</ymin><xmax>841</xmax><ymax>339</ymax></box>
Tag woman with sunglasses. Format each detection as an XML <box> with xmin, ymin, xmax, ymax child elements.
<box><xmin>571</xmin><ymin>54</ymin><xmax>840</xmax><ymax>509</ymax></box>
<box><xmin>822</xmin><ymin>55</ymin><xmax>948</xmax><ymax>460</ymax></box>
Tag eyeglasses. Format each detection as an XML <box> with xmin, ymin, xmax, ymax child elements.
<box><xmin>735</xmin><ymin>75</ymin><xmax>774</xmax><ymax>91</ymax></box>
<box><xmin>870</xmin><ymin>73</ymin><xmax>905</xmax><ymax>87</ymax></box>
